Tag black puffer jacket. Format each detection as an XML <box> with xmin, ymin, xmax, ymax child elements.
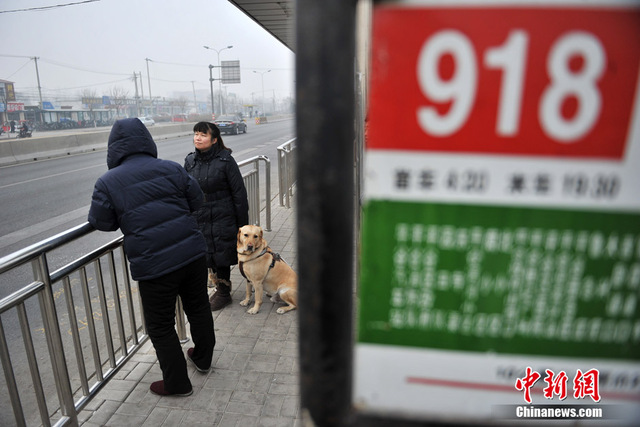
<box><xmin>88</xmin><ymin>118</ymin><xmax>206</xmax><ymax>280</ymax></box>
<box><xmin>184</xmin><ymin>143</ymin><xmax>249</xmax><ymax>267</ymax></box>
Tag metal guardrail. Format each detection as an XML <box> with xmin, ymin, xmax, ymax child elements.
<box><xmin>238</xmin><ymin>155</ymin><xmax>271</xmax><ymax>231</ymax></box>
<box><xmin>0</xmin><ymin>154</ymin><xmax>272</xmax><ymax>426</ymax></box>
<box><xmin>277</xmin><ymin>138</ymin><xmax>296</xmax><ymax>208</ymax></box>
<box><xmin>0</xmin><ymin>223</ymin><xmax>147</xmax><ymax>427</ymax></box>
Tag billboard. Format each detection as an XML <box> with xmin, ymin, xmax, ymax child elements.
<box><xmin>221</xmin><ymin>60</ymin><xmax>241</xmax><ymax>84</ymax></box>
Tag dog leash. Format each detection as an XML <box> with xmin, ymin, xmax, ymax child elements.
<box><xmin>238</xmin><ymin>247</ymin><xmax>283</xmax><ymax>281</ymax></box>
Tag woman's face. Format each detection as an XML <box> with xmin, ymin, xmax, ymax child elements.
<box><xmin>193</xmin><ymin>129</ymin><xmax>217</xmax><ymax>152</ymax></box>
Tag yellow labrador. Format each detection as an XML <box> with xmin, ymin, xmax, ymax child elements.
<box><xmin>237</xmin><ymin>225</ymin><xmax>298</xmax><ymax>314</ymax></box>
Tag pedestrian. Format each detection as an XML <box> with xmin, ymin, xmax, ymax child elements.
<box><xmin>184</xmin><ymin>121</ymin><xmax>249</xmax><ymax>311</ymax></box>
<box><xmin>10</xmin><ymin>120</ymin><xmax>15</xmax><ymax>133</ymax></box>
<box><xmin>88</xmin><ymin>118</ymin><xmax>215</xmax><ymax>397</ymax></box>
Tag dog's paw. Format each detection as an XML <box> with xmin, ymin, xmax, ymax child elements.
<box><xmin>276</xmin><ymin>307</ymin><xmax>288</xmax><ymax>314</ymax></box>
<box><xmin>239</xmin><ymin>299</ymin><xmax>250</xmax><ymax>307</ymax></box>
<box><xmin>247</xmin><ymin>306</ymin><xmax>259</xmax><ymax>315</ymax></box>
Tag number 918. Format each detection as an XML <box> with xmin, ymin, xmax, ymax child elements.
<box><xmin>417</xmin><ymin>30</ymin><xmax>605</xmax><ymax>143</ymax></box>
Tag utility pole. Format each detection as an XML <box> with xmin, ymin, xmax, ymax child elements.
<box><xmin>138</xmin><ymin>72</ymin><xmax>144</xmax><ymax>104</ymax></box>
<box><xmin>191</xmin><ymin>81</ymin><xmax>197</xmax><ymax>114</ymax></box>
<box><xmin>145</xmin><ymin>58</ymin><xmax>153</xmax><ymax>114</ymax></box>
<box><xmin>32</xmin><ymin>56</ymin><xmax>43</xmax><ymax>111</ymax></box>
<box><xmin>133</xmin><ymin>72</ymin><xmax>140</xmax><ymax>117</ymax></box>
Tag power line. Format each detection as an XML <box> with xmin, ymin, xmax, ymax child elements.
<box><xmin>40</xmin><ymin>58</ymin><xmax>130</xmax><ymax>76</ymax></box>
<box><xmin>0</xmin><ymin>0</ymin><xmax>100</xmax><ymax>14</ymax></box>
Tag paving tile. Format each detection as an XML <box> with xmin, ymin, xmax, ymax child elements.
<box><xmin>85</xmin><ymin>400</ymin><xmax>121</xmax><ymax>426</ymax></box>
<box><xmin>257</xmin><ymin>416</ymin><xmax>298</xmax><ymax>427</ymax></box>
<box><xmin>261</xmin><ymin>394</ymin><xmax>284</xmax><ymax>417</ymax></box>
<box><xmin>161</xmin><ymin>409</ymin><xmax>186</xmax><ymax>426</ymax></box>
<box><xmin>105</xmin><ymin>413</ymin><xmax>147</xmax><ymax>426</ymax></box>
<box><xmin>140</xmin><ymin>407</ymin><xmax>171</xmax><ymax>427</ymax></box>
<box><xmin>231</xmin><ymin>390</ymin><xmax>267</xmax><ymax>405</ymax></box>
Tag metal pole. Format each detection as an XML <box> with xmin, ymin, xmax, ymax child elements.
<box><xmin>204</xmin><ymin>45</ymin><xmax>233</xmax><ymax>117</ymax></box>
<box><xmin>253</xmin><ymin>70</ymin><xmax>271</xmax><ymax>118</ymax></box>
<box><xmin>209</xmin><ymin>65</ymin><xmax>215</xmax><ymax>117</ymax></box>
<box><xmin>217</xmin><ymin>51</ymin><xmax>223</xmax><ymax>116</ymax></box>
<box><xmin>297</xmin><ymin>0</ymin><xmax>357</xmax><ymax>425</ymax></box>
<box><xmin>261</xmin><ymin>73</ymin><xmax>265</xmax><ymax>116</ymax></box>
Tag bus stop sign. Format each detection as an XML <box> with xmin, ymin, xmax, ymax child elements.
<box><xmin>356</xmin><ymin>1</ymin><xmax>640</xmax><ymax>423</ymax></box>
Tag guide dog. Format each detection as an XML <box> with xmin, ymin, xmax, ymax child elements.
<box><xmin>237</xmin><ymin>224</ymin><xmax>298</xmax><ymax>314</ymax></box>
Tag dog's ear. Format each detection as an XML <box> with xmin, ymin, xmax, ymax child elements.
<box><xmin>237</xmin><ymin>228</ymin><xmax>242</xmax><ymax>244</ymax></box>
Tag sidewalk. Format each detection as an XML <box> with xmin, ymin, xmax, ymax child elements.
<box><xmin>78</xmin><ymin>197</ymin><xmax>300</xmax><ymax>427</ymax></box>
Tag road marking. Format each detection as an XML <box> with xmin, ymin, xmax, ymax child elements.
<box><xmin>0</xmin><ymin>165</ymin><xmax>101</xmax><ymax>189</ymax></box>
<box><xmin>0</xmin><ymin>205</ymin><xmax>96</xmax><ymax>248</ymax></box>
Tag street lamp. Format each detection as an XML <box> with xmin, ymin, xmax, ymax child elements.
<box><xmin>203</xmin><ymin>45</ymin><xmax>233</xmax><ymax>117</ymax></box>
<box><xmin>253</xmin><ymin>70</ymin><xmax>271</xmax><ymax>118</ymax></box>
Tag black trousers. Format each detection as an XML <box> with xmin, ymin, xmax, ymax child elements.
<box><xmin>138</xmin><ymin>256</ymin><xmax>215</xmax><ymax>393</ymax></box>
<box><xmin>205</xmin><ymin>253</ymin><xmax>231</xmax><ymax>282</ymax></box>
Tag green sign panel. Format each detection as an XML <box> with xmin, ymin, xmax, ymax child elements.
<box><xmin>359</xmin><ymin>200</ymin><xmax>640</xmax><ymax>360</ymax></box>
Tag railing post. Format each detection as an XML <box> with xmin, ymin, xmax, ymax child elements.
<box><xmin>260</xmin><ymin>155</ymin><xmax>271</xmax><ymax>231</ymax></box>
<box><xmin>176</xmin><ymin>298</ymin><xmax>188</xmax><ymax>343</ymax></box>
<box><xmin>32</xmin><ymin>255</ymin><xmax>78</xmax><ymax>425</ymax></box>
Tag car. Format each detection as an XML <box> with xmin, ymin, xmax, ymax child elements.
<box><xmin>214</xmin><ymin>115</ymin><xmax>247</xmax><ymax>135</ymax></box>
<box><xmin>137</xmin><ymin>116</ymin><xmax>155</xmax><ymax>126</ymax></box>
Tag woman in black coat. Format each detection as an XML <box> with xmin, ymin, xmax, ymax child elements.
<box><xmin>184</xmin><ymin>121</ymin><xmax>249</xmax><ymax>311</ymax></box>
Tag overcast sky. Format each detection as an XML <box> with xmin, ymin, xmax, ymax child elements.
<box><xmin>0</xmin><ymin>0</ymin><xmax>295</xmax><ymax>107</ymax></box>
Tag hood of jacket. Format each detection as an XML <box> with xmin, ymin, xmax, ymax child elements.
<box><xmin>107</xmin><ymin>118</ymin><xmax>158</xmax><ymax>169</ymax></box>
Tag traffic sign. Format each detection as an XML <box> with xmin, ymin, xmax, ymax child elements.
<box><xmin>355</xmin><ymin>1</ymin><xmax>640</xmax><ymax>423</ymax></box>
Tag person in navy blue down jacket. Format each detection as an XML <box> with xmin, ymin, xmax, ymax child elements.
<box><xmin>88</xmin><ymin>118</ymin><xmax>215</xmax><ymax>397</ymax></box>
<box><xmin>184</xmin><ymin>122</ymin><xmax>249</xmax><ymax>311</ymax></box>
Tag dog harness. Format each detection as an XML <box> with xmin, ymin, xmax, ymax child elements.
<box><xmin>238</xmin><ymin>247</ymin><xmax>283</xmax><ymax>281</ymax></box>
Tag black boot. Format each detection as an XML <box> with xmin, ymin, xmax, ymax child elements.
<box><xmin>209</xmin><ymin>279</ymin><xmax>232</xmax><ymax>311</ymax></box>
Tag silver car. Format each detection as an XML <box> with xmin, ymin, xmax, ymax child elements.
<box><xmin>137</xmin><ymin>116</ymin><xmax>155</xmax><ymax>126</ymax></box>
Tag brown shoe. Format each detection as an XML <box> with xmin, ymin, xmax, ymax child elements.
<box><xmin>209</xmin><ymin>279</ymin><xmax>232</xmax><ymax>311</ymax></box>
<box><xmin>149</xmin><ymin>380</ymin><xmax>192</xmax><ymax>397</ymax></box>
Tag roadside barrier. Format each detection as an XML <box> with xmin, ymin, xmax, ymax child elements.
<box><xmin>238</xmin><ymin>155</ymin><xmax>271</xmax><ymax>231</ymax></box>
<box><xmin>0</xmin><ymin>154</ymin><xmax>272</xmax><ymax>426</ymax></box>
<box><xmin>0</xmin><ymin>224</ymin><xmax>145</xmax><ymax>426</ymax></box>
<box><xmin>277</xmin><ymin>138</ymin><xmax>296</xmax><ymax>208</ymax></box>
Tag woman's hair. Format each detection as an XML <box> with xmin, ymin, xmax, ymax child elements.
<box><xmin>193</xmin><ymin>121</ymin><xmax>232</xmax><ymax>153</ymax></box>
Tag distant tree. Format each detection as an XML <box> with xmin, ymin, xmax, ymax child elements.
<box><xmin>175</xmin><ymin>96</ymin><xmax>189</xmax><ymax>114</ymax></box>
<box><xmin>80</xmin><ymin>88</ymin><xmax>98</xmax><ymax>127</ymax></box>
<box><xmin>109</xmin><ymin>86</ymin><xmax>130</xmax><ymax>118</ymax></box>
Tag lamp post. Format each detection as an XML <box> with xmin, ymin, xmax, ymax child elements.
<box><xmin>203</xmin><ymin>45</ymin><xmax>233</xmax><ymax>117</ymax></box>
<box><xmin>253</xmin><ymin>70</ymin><xmax>271</xmax><ymax>118</ymax></box>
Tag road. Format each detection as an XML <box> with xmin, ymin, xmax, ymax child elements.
<box><xmin>0</xmin><ymin>118</ymin><xmax>295</xmax><ymax>425</ymax></box>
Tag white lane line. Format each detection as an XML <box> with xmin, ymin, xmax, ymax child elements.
<box><xmin>0</xmin><ymin>165</ymin><xmax>101</xmax><ymax>189</ymax></box>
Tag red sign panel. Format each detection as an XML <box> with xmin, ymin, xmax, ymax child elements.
<box><xmin>368</xmin><ymin>8</ymin><xmax>640</xmax><ymax>159</ymax></box>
